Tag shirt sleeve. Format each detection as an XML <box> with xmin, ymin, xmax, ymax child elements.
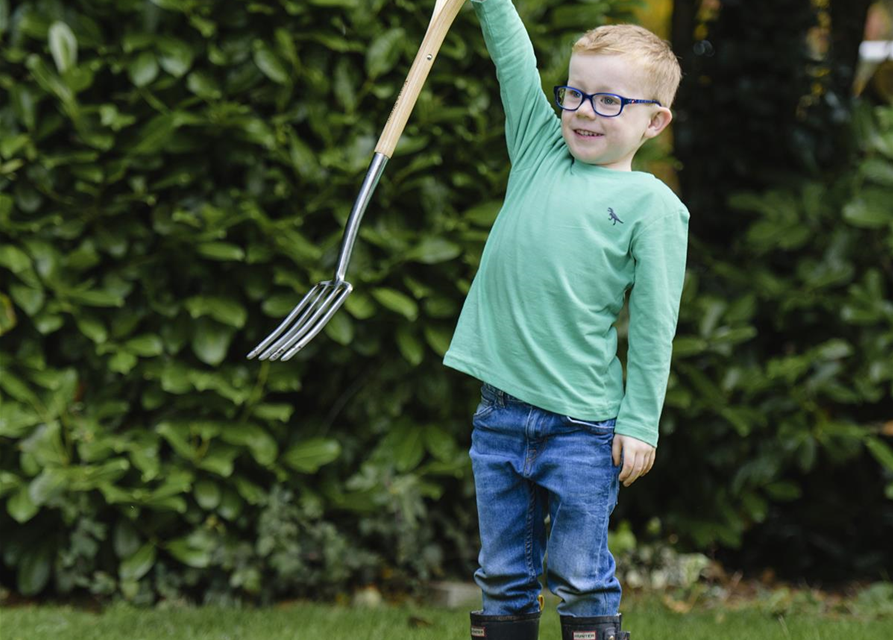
<box><xmin>615</xmin><ymin>208</ymin><xmax>690</xmax><ymax>448</ymax></box>
<box><xmin>471</xmin><ymin>0</ymin><xmax>562</xmax><ymax>168</ymax></box>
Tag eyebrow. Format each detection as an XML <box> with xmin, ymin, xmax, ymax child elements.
<box><xmin>566</xmin><ymin>81</ymin><xmax>617</xmax><ymax>94</ymax></box>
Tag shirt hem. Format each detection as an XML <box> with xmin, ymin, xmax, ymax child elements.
<box><xmin>443</xmin><ymin>352</ymin><xmax>621</xmax><ymax>422</ymax></box>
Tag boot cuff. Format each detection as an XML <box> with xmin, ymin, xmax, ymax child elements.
<box><xmin>470</xmin><ymin>609</ymin><xmax>542</xmax><ymax>623</ymax></box>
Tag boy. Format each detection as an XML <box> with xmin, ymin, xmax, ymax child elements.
<box><xmin>442</xmin><ymin>1</ymin><xmax>688</xmax><ymax>639</ymax></box>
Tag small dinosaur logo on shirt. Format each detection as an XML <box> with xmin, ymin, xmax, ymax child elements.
<box><xmin>608</xmin><ymin>208</ymin><xmax>624</xmax><ymax>225</ymax></box>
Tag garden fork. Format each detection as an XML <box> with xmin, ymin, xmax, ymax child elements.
<box><xmin>248</xmin><ymin>0</ymin><xmax>467</xmax><ymax>362</ymax></box>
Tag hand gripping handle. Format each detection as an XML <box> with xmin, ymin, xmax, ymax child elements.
<box><xmin>374</xmin><ymin>0</ymin><xmax>467</xmax><ymax>158</ymax></box>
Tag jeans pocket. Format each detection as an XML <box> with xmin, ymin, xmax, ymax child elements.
<box><xmin>473</xmin><ymin>400</ymin><xmax>496</xmax><ymax>420</ymax></box>
<box><xmin>473</xmin><ymin>390</ymin><xmax>496</xmax><ymax>420</ymax></box>
<box><xmin>563</xmin><ymin>415</ymin><xmax>617</xmax><ymax>433</ymax></box>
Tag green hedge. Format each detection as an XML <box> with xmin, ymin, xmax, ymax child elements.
<box><xmin>635</xmin><ymin>99</ymin><xmax>893</xmax><ymax>578</ymax></box>
<box><xmin>668</xmin><ymin>0</ymin><xmax>893</xmax><ymax>580</ymax></box>
<box><xmin>2</xmin><ymin>0</ymin><xmax>892</xmax><ymax>604</ymax></box>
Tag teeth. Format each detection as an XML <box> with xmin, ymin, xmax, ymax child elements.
<box><xmin>577</xmin><ymin>130</ymin><xmax>599</xmax><ymax>137</ymax></box>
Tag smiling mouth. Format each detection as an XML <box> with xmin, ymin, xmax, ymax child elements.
<box><xmin>574</xmin><ymin>129</ymin><xmax>604</xmax><ymax>138</ymax></box>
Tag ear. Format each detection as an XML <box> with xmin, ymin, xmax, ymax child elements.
<box><xmin>642</xmin><ymin>106</ymin><xmax>673</xmax><ymax>140</ymax></box>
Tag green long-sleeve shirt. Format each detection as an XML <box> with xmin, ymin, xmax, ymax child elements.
<box><xmin>442</xmin><ymin>0</ymin><xmax>689</xmax><ymax>448</ymax></box>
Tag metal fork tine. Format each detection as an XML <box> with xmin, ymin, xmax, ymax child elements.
<box><xmin>266</xmin><ymin>282</ymin><xmax>351</xmax><ymax>361</ymax></box>
<box><xmin>279</xmin><ymin>284</ymin><xmax>353</xmax><ymax>361</ymax></box>
<box><xmin>253</xmin><ymin>283</ymin><xmax>331</xmax><ymax>360</ymax></box>
<box><xmin>257</xmin><ymin>283</ymin><xmax>334</xmax><ymax>361</ymax></box>
<box><xmin>246</xmin><ymin>283</ymin><xmax>328</xmax><ymax>359</ymax></box>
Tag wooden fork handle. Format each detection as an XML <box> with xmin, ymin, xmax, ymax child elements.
<box><xmin>374</xmin><ymin>0</ymin><xmax>467</xmax><ymax>158</ymax></box>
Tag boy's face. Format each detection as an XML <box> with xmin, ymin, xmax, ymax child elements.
<box><xmin>560</xmin><ymin>53</ymin><xmax>672</xmax><ymax>171</ymax></box>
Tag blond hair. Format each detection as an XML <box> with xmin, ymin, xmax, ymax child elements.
<box><xmin>573</xmin><ymin>24</ymin><xmax>682</xmax><ymax>108</ymax></box>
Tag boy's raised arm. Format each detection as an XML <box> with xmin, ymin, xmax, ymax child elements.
<box><xmin>615</xmin><ymin>209</ymin><xmax>690</xmax><ymax>448</ymax></box>
<box><xmin>471</xmin><ymin>0</ymin><xmax>561</xmax><ymax>167</ymax></box>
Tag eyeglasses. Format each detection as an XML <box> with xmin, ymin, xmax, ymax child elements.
<box><xmin>553</xmin><ymin>85</ymin><xmax>662</xmax><ymax>117</ymax></box>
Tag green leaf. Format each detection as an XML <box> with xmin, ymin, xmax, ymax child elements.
<box><xmin>392</xmin><ymin>424</ymin><xmax>424</xmax><ymax>472</ymax></box>
<box><xmin>253</xmin><ymin>44</ymin><xmax>290</xmax><ymax>84</ymax></box>
<box><xmin>423</xmin><ymin>324</ymin><xmax>452</xmax><ymax>357</ymax></box>
<box><xmin>813</xmin><ymin>338</ymin><xmax>853</xmax><ymax>361</ymax></box>
<box><xmin>0</xmin><ymin>402</ymin><xmax>40</xmax><ymax>438</ymax></box>
<box><xmin>186</xmin><ymin>70</ymin><xmax>222</xmax><ymax>100</ymax></box>
<box><xmin>842</xmin><ymin>189</ymin><xmax>893</xmax><ymax>228</ymax></box>
<box><xmin>17</xmin><ymin>545</ymin><xmax>53</xmax><ymax>596</ymax></box>
<box><xmin>365</xmin><ymin>28</ymin><xmax>404</xmax><ymax>79</ymax></box>
<box><xmin>251</xmin><ymin>404</ymin><xmax>293</xmax><ymax>423</ymax></box>
<box><xmin>184</xmin><ymin>296</ymin><xmax>247</xmax><ymax>329</ymax></box>
<box><xmin>423</xmin><ymin>296</ymin><xmax>457</xmax><ymax>319</ymax></box>
<box><xmin>8</xmin><ymin>485</ymin><xmax>39</xmax><ymax>523</ymax></box>
<box><xmin>405</xmin><ymin>237</ymin><xmax>462</xmax><ymax>264</ymax></box>
<box><xmin>371</xmin><ymin>288</ymin><xmax>418</xmax><ymax>321</ymax></box>
<box><xmin>195</xmin><ymin>444</ymin><xmax>239</xmax><ymax>477</ymax></box>
<box><xmin>76</xmin><ymin>315</ymin><xmax>107</xmax><ymax>343</ymax></box>
<box><xmin>0</xmin><ymin>372</ymin><xmax>40</xmax><ymax>405</ymax></box>
<box><xmin>307</xmin><ymin>0</ymin><xmax>360</xmax><ymax>7</ymax></box>
<box><xmin>20</xmin><ymin>422</ymin><xmax>67</xmax><ymax>467</ymax></box>
<box><xmin>9</xmin><ymin>284</ymin><xmax>44</xmax><ymax>316</ymax></box>
<box><xmin>119</xmin><ymin>543</ymin><xmax>156</xmax><ymax>582</ymax></box>
<box><xmin>0</xmin><ymin>245</ymin><xmax>32</xmax><ymax>273</ymax></box>
<box><xmin>464</xmin><ymin>200</ymin><xmax>502</xmax><ymax>227</ymax></box>
<box><xmin>395</xmin><ymin>325</ymin><xmax>423</xmax><ymax>366</ymax></box>
<box><xmin>217</xmin><ymin>488</ymin><xmax>243</xmax><ymax>521</ymax></box>
<box><xmin>157</xmin><ymin>421</ymin><xmax>194</xmax><ymax>458</ymax></box>
<box><xmin>323</xmin><ymin>311</ymin><xmax>353</xmax><ymax>345</ymax></box>
<box><xmin>109</xmin><ymin>351</ymin><xmax>138</xmax><ymax>374</ymax></box>
<box><xmin>129</xmin><ymin>51</ymin><xmax>159</xmax><ymax>87</ymax></box>
<box><xmin>157</xmin><ymin>37</ymin><xmax>194</xmax><ymax>77</ymax></box>
<box><xmin>129</xmin><ymin>113</ymin><xmax>179</xmax><ymax>155</ymax></box>
<box><xmin>234</xmin><ymin>477</ymin><xmax>265</xmax><ymax>505</ymax></box>
<box><xmin>28</xmin><ymin>468</ymin><xmax>68</xmax><ymax>505</ymax></box>
<box><xmin>865</xmin><ymin>437</ymin><xmax>893</xmax><ymax>472</ymax></box>
<box><xmin>48</xmin><ymin>21</ymin><xmax>77</xmax><ymax>73</ymax></box>
<box><xmin>26</xmin><ymin>54</ymin><xmax>74</xmax><ymax>105</ymax></box>
<box><xmin>166</xmin><ymin>536</ymin><xmax>211</xmax><ymax>568</ymax></box>
<box><xmin>764</xmin><ymin>481</ymin><xmax>801</xmax><ymax>501</ymax></box>
<box><xmin>0</xmin><ymin>292</ymin><xmax>16</xmax><ymax>336</ymax></box>
<box><xmin>33</xmin><ymin>311</ymin><xmax>63</xmax><ymax>335</ymax></box>
<box><xmin>64</xmin><ymin>288</ymin><xmax>124</xmax><ymax>307</ymax></box>
<box><xmin>194</xmin><ymin>479</ymin><xmax>221</xmax><ymax>510</ymax></box>
<box><xmin>343</xmin><ymin>292</ymin><xmax>376</xmax><ymax>320</ymax></box>
<box><xmin>113</xmin><ymin>520</ymin><xmax>142</xmax><ymax>559</ymax></box>
<box><xmin>282</xmin><ymin>438</ymin><xmax>341</xmax><ymax>473</ymax></box>
<box><xmin>423</xmin><ymin>424</ymin><xmax>456</xmax><ymax>462</ymax></box>
<box><xmin>191</xmin><ymin>319</ymin><xmax>234</xmax><ymax>366</ymax></box>
<box><xmin>220</xmin><ymin>424</ymin><xmax>278</xmax><ymax>466</ymax></box>
<box><xmin>197</xmin><ymin>242</ymin><xmax>245</xmax><ymax>261</ymax></box>
<box><xmin>151</xmin><ymin>0</ymin><xmax>193</xmax><ymax>11</ymax></box>
<box><xmin>672</xmin><ymin>336</ymin><xmax>708</xmax><ymax>357</ymax></box>
<box><xmin>126</xmin><ymin>334</ymin><xmax>164</xmax><ymax>357</ymax></box>
<box><xmin>0</xmin><ymin>473</ymin><xmax>21</xmax><ymax>500</ymax></box>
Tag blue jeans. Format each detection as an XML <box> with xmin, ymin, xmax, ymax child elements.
<box><xmin>469</xmin><ymin>382</ymin><xmax>623</xmax><ymax>617</ymax></box>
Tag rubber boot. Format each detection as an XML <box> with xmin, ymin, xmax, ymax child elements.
<box><xmin>469</xmin><ymin>610</ymin><xmax>541</xmax><ymax>639</ymax></box>
<box><xmin>560</xmin><ymin>613</ymin><xmax>630</xmax><ymax>640</ymax></box>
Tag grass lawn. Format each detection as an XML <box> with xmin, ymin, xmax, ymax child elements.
<box><xmin>3</xmin><ymin>592</ymin><xmax>892</xmax><ymax>640</ymax></box>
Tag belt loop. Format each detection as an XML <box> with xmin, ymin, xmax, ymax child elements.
<box><xmin>497</xmin><ymin>388</ymin><xmax>505</xmax><ymax>408</ymax></box>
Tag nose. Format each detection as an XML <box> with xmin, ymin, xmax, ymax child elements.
<box><xmin>576</xmin><ymin>97</ymin><xmax>599</xmax><ymax>118</ymax></box>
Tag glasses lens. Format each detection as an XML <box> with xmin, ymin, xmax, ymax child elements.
<box><xmin>593</xmin><ymin>94</ymin><xmax>622</xmax><ymax>116</ymax></box>
<box><xmin>557</xmin><ymin>87</ymin><xmax>583</xmax><ymax>110</ymax></box>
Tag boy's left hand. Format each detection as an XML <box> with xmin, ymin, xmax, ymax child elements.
<box><xmin>612</xmin><ymin>434</ymin><xmax>656</xmax><ymax>487</ymax></box>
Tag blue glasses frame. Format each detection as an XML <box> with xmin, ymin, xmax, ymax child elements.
<box><xmin>553</xmin><ymin>85</ymin><xmax>662</xmax><ymax>117</ymax></box>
